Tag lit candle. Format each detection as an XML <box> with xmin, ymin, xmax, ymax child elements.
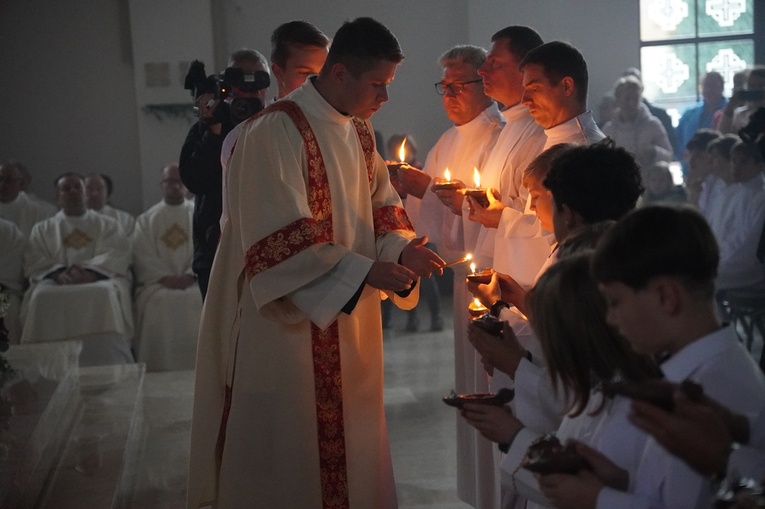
<box><xmin>398</xmin><ymin>138</ymin><xmax>407</xmax><ymax>163</ymax></box>
<box><xmin>433</xmin><ymin>166</ymin><xmax>462</xmax><ymax>191</ymax></box>
<box><xmin>468</xmin><ymin>297</ymin><xmax>488</xmax><ymax>317</ymax></box>
<box><xmin>470</xmin><ymin>262</ymin><xmax>476</xmax><ymax>275</ymax></box>
<box><xmin>466</xmin><ymin>167</ymin><xmax>489</xmax><ymax>207</ymax></box>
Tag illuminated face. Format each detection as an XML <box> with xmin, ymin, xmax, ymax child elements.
<box><xmin>439</xmin><ymin>61</ymin><xmax>488</xmax><ymax>126</ymax></box>
<box><xmin>599</xmin><ymin>281</ymin><xmax>664</xmax><ymax>356</ymax></box>
<box><xmin>478</xmin><ymin>39</ymin><xmax>524</xmax><ymax>107</ymax></box>
<box><xmin>85</xmin><ymin>175</ymin><xmax>108</xmax><ymax>210</ymax></box>
<box><xmin>522</xmin><ymin>64</ymin><xmax>569</xmax><ymax>129</ymax></box>
<box><xmin>338</xmin><ymin>60</ymin><xmax>399</xmax><ymax>120</ymax></box>
<box><xmin>272</xmin><ymin>45</ymin><xmax>328</xmax><ymax>98</ymax></box>
<box><xmin>0</xmin><ymin>165</ymin><xmax>23</xmax><ymax>203</ymax></box>
<box><xmin>525</xmin><ymin>174</ymin><xmax>554</xmax><ymax>233</ymax></box>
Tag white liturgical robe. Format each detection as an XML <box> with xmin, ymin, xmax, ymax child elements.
<box><xmin>132</xmin><ymin>200</ymin><xmax>201</xmax><ymax>371</ymax></box>
<box><xmin>94</xmin><ymin>204</ymin><xmax>136</xmax><ymax>235</ymax></box>
<box><xmin>406</xmin><ymin>102</ymin><xmax>504</xmax><ymax>509</ymax></box>
<box><xmin>0</xmin><ymin>218</ymin><xmax>25</xmax><ymax>343</ymax></box>
<box><xmin>188</xmin><ymin>80</ymin><xmax>418</xmax><ymax>509</ymax></box>
<box><xmin>21</xmin><ymin>210</ymin><xmax>133</xmax><ymax>365</ymax></box>
<box><xmin>0</xmin><ymin>191</ymin><xmax>56</xmax><ymax>237</ymax></box>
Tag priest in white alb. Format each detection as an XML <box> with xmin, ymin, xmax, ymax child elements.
<box><xmin>132</xmin><ymin>163</ymin><xmax>201</xmax><ymax>371</ymax></box>
<box><xmin>396</xmin><ymin>44</ymin><xmax>504</xmax><ymax>509</ymax></box>
<box><xmin>21</xmin><ymin>173</ymin><xmax>134</xmax><ymax>366</ymax></box>
<box><xmin>187</xmin><ymin>18</ymin><xmax>443</xmax><ymax>509</ymax></box>
<box><xmin>0</xmin><ymin>161</ymin><xmax>56</xmax><ymax>237</ymax></box>
<box><xmin>0</xmin><ymin>218</ymin><xmax>25</xmax><ymax>343</ymax></box>
<box><xmin>85</xmin><ymin>173</ymin><xmax>136</xmax><ymax>235</ymax></box>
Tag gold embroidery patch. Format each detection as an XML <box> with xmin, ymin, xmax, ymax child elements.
<box><xmin>63</xmin><ymin>228</ymin><xmax>93</xmax><ymax>249</ymax></box>
<box><xmin>161</xmin><ymin>223</ymin><xmax>189</xmax><ymax>251</ymax></box>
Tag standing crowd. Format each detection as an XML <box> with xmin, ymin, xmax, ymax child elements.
<box><xmin>2</xmin><ymin>14</ymin><xmax>764</xmax><ymax>509</ymax></box>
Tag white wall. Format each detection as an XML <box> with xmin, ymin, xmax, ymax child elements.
<box><xmin>0</xmin><ymin>0</ymin><xmax>640</xmax><ymax>214</ymax></box>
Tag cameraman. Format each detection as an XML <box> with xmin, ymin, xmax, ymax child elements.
<box><xmin>179</xmin><ymin>49</ymin><xmax>270</xmax><ymax>299</ymax></box>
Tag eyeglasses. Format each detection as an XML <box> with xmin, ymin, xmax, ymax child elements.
<box><xmin>434</xmin><ymin>78</ymin><xmax>483</xmax><ymax>96</ymax></box>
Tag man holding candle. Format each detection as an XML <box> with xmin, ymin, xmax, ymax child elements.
<box><xmin>187</xmin><ymin>17</ymin><xmax>443</xmax><ymax>509</ymax></box>
<box><xmin>395</xmin><ymin>44</ymin><xmax>505</xmax><ymax>509</ymax></box>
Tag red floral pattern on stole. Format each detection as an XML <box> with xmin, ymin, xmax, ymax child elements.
<box><xmin>352</xmin><ymin>118</ymin><xmax>375</xmax><ymax>186</ymax></box>
<box><xmin>373</xmin><ymin>205</ymin><xmax>415</xmax><ymax>239</ymax></box>
<box><xmin>240</xmin><ymin>100</ymin><xmax>351</xmax><ymax>508</ymax></box>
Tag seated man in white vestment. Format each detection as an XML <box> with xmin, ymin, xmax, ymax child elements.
<box><xmin>0</xmin><ymin>218</ymin><xmax>26</xmax><ymax>343</ymax></box>
<box><xmin>21</xmin><ymin>173</ymin><xmax>134</xmax><ymax>366</ymax></box>
<box><xmin>0</xmin><ymin>161</ymin><xmax>56</xmax><ymax>237</ymax></box>
<box><xmin>85</xmin><ymin>173</ymin><xmax>136</xmax><ymax>235</ymax></box>
<box><xmin>132</xmin><ymin>163</ymin><xmax>201</xmax><ymax>371</ymax></box>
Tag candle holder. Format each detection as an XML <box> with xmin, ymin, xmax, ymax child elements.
<box><xmin>465</xmin><ymin>188</ymin><xmax>489</xmax><ymax>208</ymax></box>
<box><xmin>385</xmin><ymin>161</ymin><xmax>406</xmax><ymax>178</ymax></box>
<box><xmin>465</xmin><ymin>268</ymin><xmax>492</xmax><ymax>284</ymax></box>
<box><xmin>432</xmin><ymin>181</ymin><xmax>463</xmax><ymax>191</ymax></box>
<box><xmin>468</xmin><ymin>299</ymin><xmax>488</xmax><ymax>317</ymax></box>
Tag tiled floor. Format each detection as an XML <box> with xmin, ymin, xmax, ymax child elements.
<box><xmin>128</xmin><ymin>291</ymin><xmax>471</xmax><ymax>509</ymax></box>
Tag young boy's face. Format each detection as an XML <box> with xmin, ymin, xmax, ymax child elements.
<box><xmin>599</xmin><ymin>281</ymin><xmax>664</xmax><ymax>355</ymax></box>
<box><xmin>708</xmin><ymin>148</ymin><xmax>732</xmax><ymax>182</ymax></box>
<box><xmin>524</xmin><ymin>174</ymin><xmax>555</xmax><ymax>233</ymax></box>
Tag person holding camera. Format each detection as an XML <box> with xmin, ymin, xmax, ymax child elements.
<box><xmin>179</xmin><ymin>48</ymin><xmax>270</xmax><ymax>299</ymax></box>
<box><xmin>720</xmin><ymin>67</ymin><xmax>765</xmax><ymax>136</ymax></box>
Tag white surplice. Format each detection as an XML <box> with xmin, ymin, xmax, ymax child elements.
<box><xmin>132</xmin><ymin>200</ymin><xmax>201</xmax><ymax>371</ymax></box>
<box><xmin>94</xmin><ymin>204</ymin><xmax>136</xmax><ymax>235</ymax></box>
<box><xmin>21</xmin><ymin>210</ymin><xmax>133</xmax><ymax>365</ymax></box>
<box><xmin>472</xmin><ymin>104</ymin><xmax>547</xmax><ymax>277</ymax></box>
<box><xmin>406</xmin><ymin>102</ymin><xmax>505</xmax><ymax>509</ymax></box>
<box><xmin>0</xmin><ymin>191</ymin><xmax>56</xmax><ymax>237</ymax></box>
<box><xmin>0</xmin><ymin>218</ymin><xmax>26</xmax><ymax>343</ymax></box>
<box><xmin>187</xmin><ymin>80</ymin><xmax>417</xmax><ymax>509</ymax></box>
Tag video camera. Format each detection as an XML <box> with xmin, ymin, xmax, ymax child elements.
<box><xmin>184</xmin><ymin>60</ymin><xmax>270</xmax><ymax>124</ymax></box>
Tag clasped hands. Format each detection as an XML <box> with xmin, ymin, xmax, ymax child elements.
<box><xmin>52</xmin><ymin>264</ymin><xmax>102</xmax><ymax>285</ymax></box>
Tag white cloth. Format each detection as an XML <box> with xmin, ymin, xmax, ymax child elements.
<box><xmin>543</xmin><ymin>111</ymin><xmax>605</xmax><ymax>151</ymax></box>
<box><xmin>20</xmin><ymin>210</ymin><xmax>133</xmax><ymax>365</ymax></box>
<box><xmin>472</xmin><ymin>105</ymin><xmax>547</xmax><ymax>273</ymax></box>
<box><xmin>597</xmin><ymin>325</ymin><xmax>765</xmax><ymax>509</ymax></box>
<box><xmin>508</xmin><ymin>394</ymin><xmax>649</xmax><ymax>509</ymax></box>
<box><xmin>94</xmin><ymin>204</ymin><xmax>136</xmax><ymax>235</ymax></box>
<box><xmin>710</xmin><ymin>174</ymin><xmax>765</xmax><ymax>289</ymax></box>
<box><xmin>0</xmin><ymin>191</ymin><xmax>56</xmax><ymax>237</ymax></box>
<box><xmin>132</xmin><ymin>200</ymin><xmax>202</xmax><ymax>371</ymax></box>
<box><xmin>187</xmin><ymin>80</ymin><xmax>417</xmax><ymax>509</ymax></box>
<box><xmin>0</xmin><ymin>218</ymin><xmax>25</xmax><ymax>343</ymax></box>
<box><xmin>697</xmin><ymin>174</ymin><xmax>727</xmax><ymax>218</ymax></box>
<box><xmin>602</xmin><ymin>102</ymin><xmax>673</xmax><ymax>169</ymax></box>
<box><xmin>404</xmin><ymin>103</ymin><xmax>504</xmax><ymax>509</ymax></box>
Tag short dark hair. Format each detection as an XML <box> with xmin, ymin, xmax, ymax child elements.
<box><xmin>592</xmin><ymin>205</ymin><xmax>719</xmax><ymax>297</ymax></box>
<box><xmin>490</xmin><ymin>26</ymin><xmax>543</xmax><ymax>62</ymax></box>
<box><xmin>543</xmin><ymin>139</ymin><xmax>644</xmax><ymax>224</ymax></box>
<box><xmin>323</xmin><ymin>17</ymin><xmax>403</xmax><ymax>78</ymax></box>
<box><xmin>707</xmin><ymin>134</ymin><xmax>740</xmax><ymax>161</ymax></box>
<box><xmin>270</xmin><ymin>21</ymin><xmax>329</xmax><ymax>68</ymax></box>
<box><xmin>523</xmin><ymin>143</ymin><xmax>574</xmax><ymax>182</ymax></box>
<box><xmin>685</xmin><ymin>128</ymin><xmax>721</xmax><ymax>151</ymax></box>
<box><xmin>520</xmin><ymin>41</ymin><xmax>589</xmax><ymax>103</ymax></box>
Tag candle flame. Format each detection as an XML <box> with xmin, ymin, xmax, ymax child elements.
<box><xmin>398</xmin><ymin>138</ymin><xmax>407</xmax><ymax>163</ymax></box>
<box><xmin>470</xmin><ymin>262</ymin><xmax>476</xmax><ymax>274</ymax></box>
<box><xmin>465</xmin><ymin>253</ymin><xmax>472</xmax><ymax>261</ymax></box>
<box><xmin>473</xmin><ymin>298</ymin><xmax>482</xmax><ymax>307</ymax></box>
<box><xmin>444</xmin><ymin>168</ymin><xmax>451</xmax><ymax>181</ymax></box>
<box><xmin>473</xmin><ymin>167</ymin><xmax>481</xmax><ymax>188</ymax></box>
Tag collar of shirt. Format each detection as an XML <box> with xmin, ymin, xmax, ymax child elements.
<box><xmin>660</xmin><ymin>324</ymin><xmax>738</xmax><ymax>382</ymax></box>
